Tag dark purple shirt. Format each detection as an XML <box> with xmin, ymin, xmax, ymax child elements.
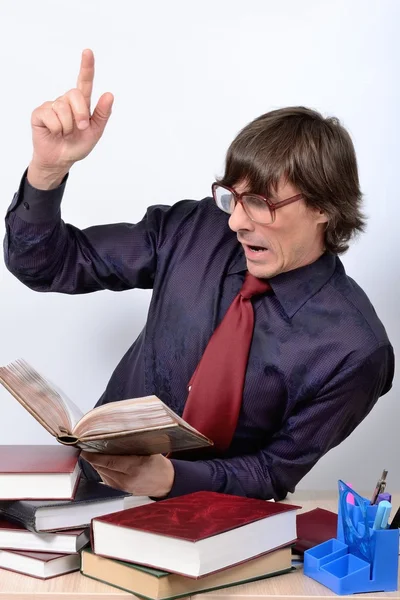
<box><xmin>3</xmin><ymin>171</ymin><xmax>394</xmax><ymax>500</ymax></box>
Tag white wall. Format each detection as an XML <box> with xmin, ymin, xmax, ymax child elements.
<box><xmin>0</xmin><ymin>0</ymin><xmax>398</xmax><ymax>492</ymax></box>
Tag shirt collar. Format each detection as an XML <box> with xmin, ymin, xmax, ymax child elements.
<box><xmin>228</xmin><ymin>249</ymin><xmax>337</xmax><ymax>319</ymax></box>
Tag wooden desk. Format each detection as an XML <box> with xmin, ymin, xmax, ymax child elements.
<box><xmin>0</xmin><ymin>492</ymin><xmax>398</xmax><ymax>599</ymax></box>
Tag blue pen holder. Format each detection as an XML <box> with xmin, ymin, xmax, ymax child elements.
<box><xmin>303</xmin><ymin>481</ymin><xmax>399</xmax><ymax>595</ymax></box>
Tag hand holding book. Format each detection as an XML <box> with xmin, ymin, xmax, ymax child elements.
<box><xmin>81</xmin><ymin>451</ymin><xmax>175</xmax><ymax>497</ymax></box>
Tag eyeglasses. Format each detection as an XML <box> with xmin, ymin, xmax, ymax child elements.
<box><xmin>212</xmin><ymin>183</ymin><xmax>304</xmax><ymax>225</ymax></box>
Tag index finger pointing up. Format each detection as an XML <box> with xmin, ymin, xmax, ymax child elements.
<box><xmin>77</xmin><ymin>48</ymin><xmax>95</xmax><ymax>112</ymax></box>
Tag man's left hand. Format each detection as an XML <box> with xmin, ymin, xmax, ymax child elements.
<box><xmin>80</xmin><ymin>452</ymin><xmax>175</xmax><ymax>498</ymax></box>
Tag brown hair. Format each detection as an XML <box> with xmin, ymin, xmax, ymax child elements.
<box><xmin>218</xmin><ymin>106</ymin><xmax>365</xmax><ymax>254</ymax></box>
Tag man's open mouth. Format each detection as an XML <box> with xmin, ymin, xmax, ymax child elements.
<box><xmin>245</xmin><ymin>244</ymin><xmax>268</xmax><ymax>253</ymax></box>
<box><xmin>249</xmin><ymin>245</ymin><xmax>267</xmax><ymax>252</ymax></box>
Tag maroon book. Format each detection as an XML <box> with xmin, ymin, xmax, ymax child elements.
<box><xmin>0</xmin><ymin>548</ymin><xmax>80</xmax><ymax>579</ymax></box>
<box><xmin>293</xmin><ymin>508</ymin><xmax>338</xmax><ymax>554</ymax></box>
<box><xmin>0</xmin><ymin>445</ymin><xmax>80</xmax><ymax>500</ymax></box>
<box><xmin>92</xmin><ymin>491</ymin><xmax>301</xmax><ymax>577</ymax></box>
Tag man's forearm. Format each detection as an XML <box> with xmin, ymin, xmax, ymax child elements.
<box><xmin>168</xmin><ymin>455</ymin><xmax>280</xmax><ymax>500</ymax></box>
<box><xmin>4</xmin><ymin>170</ymin><xmax>69</xmax><ymax>290</ymax></box>
<box><xmin>4</xmin><ymin>170</ymin><xmax>161</xmax><ymax>294</ymax></box>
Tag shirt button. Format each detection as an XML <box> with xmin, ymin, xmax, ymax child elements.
<box><xmin>23</xmin><ymin>202</ymin><xmax>30</xmax><ymax>210</ymax></box>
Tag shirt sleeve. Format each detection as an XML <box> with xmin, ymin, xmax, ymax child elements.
<box><xmin>3</xmin><ymin>170</ymin><xmax>176</xmax><ymax>293</ymax></box>
<box><xmin>168</xmin><ymin>344</ymin><xmax>394</xmax><ymax>500</ymax></box>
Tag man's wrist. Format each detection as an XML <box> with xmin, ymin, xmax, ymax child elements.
<box><xmin>152</xmin><ymin>456</ymin><xmax>175</xmax><ymax>498</ymax></box>
<box><xmin>167</xmin><ymin>459</ymin><xmax>216</xmax><ymax>498</ymax></box>
<box><xmin>27</xmin><ymin>162</ymin><xmax>70</xmax><ymax>191</ymax></box>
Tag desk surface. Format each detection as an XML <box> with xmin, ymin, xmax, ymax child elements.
<box><xmin>0</xmin><ymin>491</ymin><xmax>398</xmax><ymax>600</ymax></box>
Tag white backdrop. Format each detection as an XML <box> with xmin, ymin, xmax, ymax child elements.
<box><xmin>0</xmin><ymin>0</ymin><xmax>398</xmax><ymax>491</ymax></box>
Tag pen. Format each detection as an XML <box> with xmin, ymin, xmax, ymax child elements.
<box><xmin>370</xmin><ymin>469</ymin><xmax>388</xmax><ymax>505</ymax></box>
<box><xmin>372</xmin><ymin>501</ymin><xmax>391</xmax><ymax>530</ymax></box>
<box><xmin>378</xmin><ymin>479</ymin><xmax>387</xmax><ymax>495</ymax></box>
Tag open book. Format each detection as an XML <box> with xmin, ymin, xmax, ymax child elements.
<box><xmin>0</xmin><ymin>360</ymin><xmax>212</xmax><ymax>455</ymax></box>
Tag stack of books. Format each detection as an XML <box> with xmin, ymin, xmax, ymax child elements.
<box><xmin>0</xmin><ymin>445</ymin><xmax>301</xmax><ymax>592</ymax></box>
<box><xmin>0</xmin><ymin>445</ymin><xmax>151</xmax><ymax>580</ymax></box>
<box><xmin>81</xmin><ymin>490</ymin><xmax>300</xmax><ymax>599</ymax></box>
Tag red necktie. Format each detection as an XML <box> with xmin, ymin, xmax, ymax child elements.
<box><xmin>182</xmin><ymin>272</ymin><xmax>271</xmax><ymax>451</ymax></box>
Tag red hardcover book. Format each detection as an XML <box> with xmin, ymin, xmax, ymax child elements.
<box><xmin>0</xmin><ymin>519</ymin><xmax>89</xmax><ymax>553</ymax></box>
<box><xmin>0</xmin><ymin>445</ymin><xmax>80</xmax><ymax>500</ymax></box>
<box><xmin>293</xmin><ymin>508</ymin><xmax>338</xmax><ymax>554</ymax></box>
<box><xmin>0</xmin><ymin>548</ymin><xmax>80</xmax><ymax>579</ymax></box>
<box><xmin>92</xmin><ymin>491</ymin><xmax>300</xmax><ymax>578</ymax></box>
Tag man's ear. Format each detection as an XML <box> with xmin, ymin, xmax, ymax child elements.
<box><xmin>315</xmin><ymin>209</ymin><xmax>329</xmax><ymax>224</ymax></box>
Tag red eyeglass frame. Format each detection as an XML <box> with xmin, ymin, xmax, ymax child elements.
<box><xmin>212</xmin><ymin>182</ymin><xmax>304</xmax><ymax>224</ymax></box>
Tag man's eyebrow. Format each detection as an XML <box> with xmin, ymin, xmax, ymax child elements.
<box><xmin>238</xmin><ymin>184</ymin><xmax>280</xmax><ymax>201</ymax></box>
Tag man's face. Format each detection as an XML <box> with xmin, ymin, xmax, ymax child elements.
<box><xmin>228</xmin><ymin>179</ymin><xmax>328</xmax><ymax>279</ymax></box>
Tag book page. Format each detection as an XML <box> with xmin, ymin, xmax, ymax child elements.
<box><xmin>73</xmin><ymin>396</ymin><xmax>178</xmax><ymax>438</ymax></box>
<box><xmin>71</xmin><ymin>395</ymin><xmax>213</xmax><ymax>454</ymax></box>
<box><xmin>0</xmin><ymin>360</ymin><xmax>74</xmax><ymax>437</ymax></box>
<box><xmin>46</xmin><ymin>378</ymin><xmax>84</xmax><ymax>431</ymax></box>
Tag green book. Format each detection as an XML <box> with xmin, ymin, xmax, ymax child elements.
<box><xmin>80</xmin><ymin>546</ymin><xmax>293</xmax><ymax>600</ymax></box>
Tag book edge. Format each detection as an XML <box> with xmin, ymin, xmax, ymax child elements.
<box><xmin>80</xmin><ymin>566</ymin><xmax>294</xmax><ymax>600</ymax></box>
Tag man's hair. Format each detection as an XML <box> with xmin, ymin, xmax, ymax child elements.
<box><xmin>218</xmin><ymin>106</ymin><xmax>365</xmax><ymax>254</ymax></box>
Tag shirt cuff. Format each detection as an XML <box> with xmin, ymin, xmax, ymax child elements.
<box><xmin>7</xmin><ymin>169</ymin><xmax>69</xmax><ymax>224</ymax></box>
<box><xmin>167</xmin><ymin>459</ymin><xmax>215</xmax><ymax>497</ymax></box>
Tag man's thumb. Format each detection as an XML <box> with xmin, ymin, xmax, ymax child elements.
<box><xmin>91</xmin><ymin>92</ymin><xmax>114</xmax><ymax>133</ymax></box>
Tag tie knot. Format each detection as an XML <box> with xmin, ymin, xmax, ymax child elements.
<box><xmin>240</xmin><ymin>272</ymin><xmax>271</xmax><ymax>299</ymax></box>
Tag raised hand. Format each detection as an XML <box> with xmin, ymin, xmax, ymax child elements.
<box><xmin>28</xmin><ymin>49</ymin><xmax>114</xmax><ymax>189</ymax></box>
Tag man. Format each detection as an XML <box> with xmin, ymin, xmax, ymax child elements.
<box><xmin>4</xmin><ymin>49</ymin><xmax>394</xmax><ymax>501</ymax></box>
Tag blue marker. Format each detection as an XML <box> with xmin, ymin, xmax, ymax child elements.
<box><xmin>372</xmin><ymin>501</ymin><xmax>392</xmax><ymax>530</ymax></box>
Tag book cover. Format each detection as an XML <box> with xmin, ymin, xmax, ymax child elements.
<box><xmin>293</xmin><ymin>508</ymin><xmax>338</xmax><ymax>554</ymax></box>
<box><xmin>93</xmin><ymin>490</ymin><xmax>300</xmax><ymax>540</ymax></box>
<box><xmin>0</xmin><ymin>445</ymin><xmax>80</xmax><ymax>500</ymax></box>
<box><xmin>0</xmin><ymin>445</ymin><xmax>79</xmax><ymax>474</ymax></box>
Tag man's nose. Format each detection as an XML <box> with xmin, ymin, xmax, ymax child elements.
<box><xmin>228</xmin><ymin>202</ymin><xmax>254</xmax><ymax>233</ymax></box>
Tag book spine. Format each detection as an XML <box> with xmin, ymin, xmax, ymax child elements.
<box><xmin>56</xmin><ymin>435</ymin><xmax>80</xmax><ymax>445</ymax></box>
